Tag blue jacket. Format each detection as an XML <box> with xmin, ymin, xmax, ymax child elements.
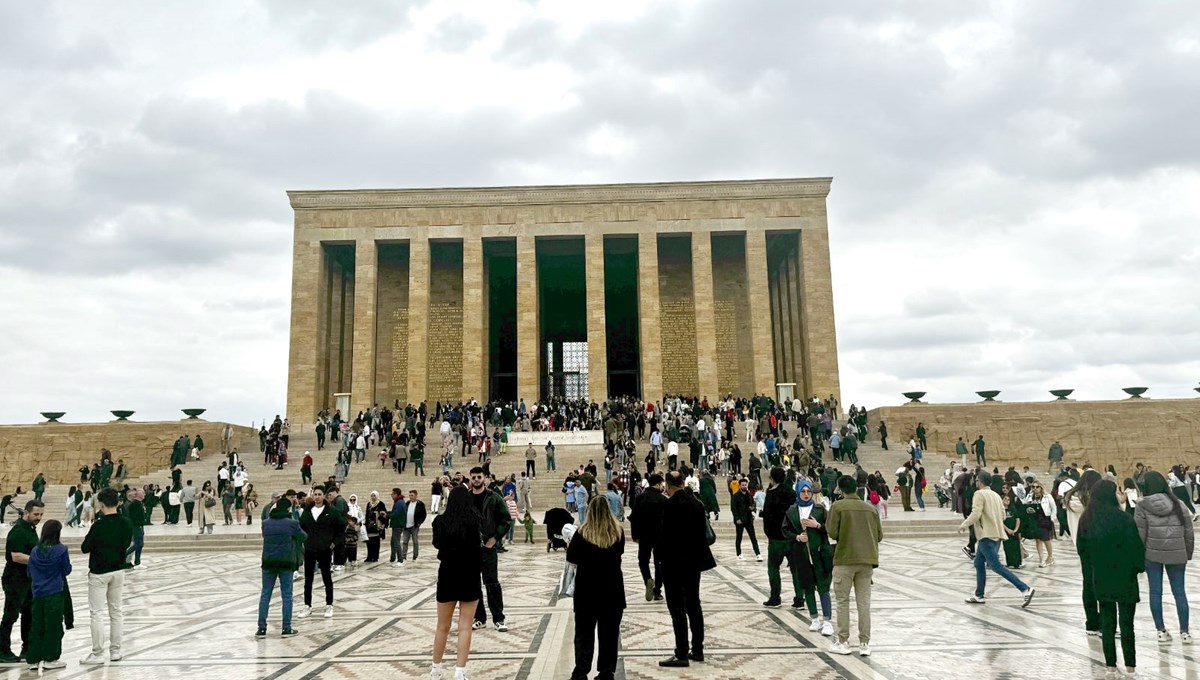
<box><xmin>261</xmin><ymin>516</ymin><xmax>306</xmax><ymax>571</ymax></box>
<box><xmin>28</xmin><ymin>544</ymin><xmax>72</xmax><ymax>598</ymax></box>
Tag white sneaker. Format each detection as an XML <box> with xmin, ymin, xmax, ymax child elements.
<box><xmin>324</xmin><ymin>605</ymin><xmax>334</xmax><ymax>618</ymax></box>
<box><xmin>430</xmin><ymin>662</ymin><xmax>445</xmax><ymax>680</ymax></box>
<box><xmin>755</xmin><ymin>554</ymin><xmax>763</xmax><ymax>562</ymax></box>
<box><xmin>1157</xmin><ymin>630</ymin><xmax>1172</xmax><ymax>643</ymax></box>
<box><xmin>1181</xmin><ymin>631</ymin><xmax>1192</xmax><ymax>644</ymax></box>
<box><xmin>737</xmin><ymin>554</ymin><xmax>745</xmax><ymax>561</ymax></box>
<box><xmin>829</xmin><ymin>640</ymin><xmax>852</xmax><ymax>655</ymax></box>
<box><xmin>453</xmin><ymin>668</ymin><xmax>469</xmax><ymax>680</ymax></box>
<box><xmin>42</xmin><ymin>660</ymin><xmax>66</xmax><ymax>670</ymax></box>
<box><xmin>81</xmin><ymin>653</ymin><xmax>107</xmax><ymax>665</ymax></box>
<box><xmin>858</xmin><ymin>644</ymin><xmax>870</xmax><ymax>656</ymax></box>
<box><xmin>297</xmin><ymin>606</ymin><xmax>312</xmax><ymax>619</ymax></box>
<box><xmin>821</xmin><ymin>621</ymin><xmax>835</xmax><ymax>637</ymax></box>
<box><xmin>133</xmin><ymin>564</ymin><xmax>147</xmax><ymax>570</ymax></box>
<box><xmin>808</xmin><ymin>618</ymin><xmax>821</xmax><ymax>632</ymax></box>
<box><xmin>471</xmin><ymin>620</ymin><xmax>485</xmax><ymax>630</ymax></box>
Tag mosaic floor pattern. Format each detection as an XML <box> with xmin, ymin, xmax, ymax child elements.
<box><xmin>2</xmin><ymin>531</ymin><xmax>1196</xmax><ymax>679</ymax></box>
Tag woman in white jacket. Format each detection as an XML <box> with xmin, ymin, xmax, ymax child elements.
<box><xmin>1027</xmin><ymin>483</ymin><xmax>1058</xmax><ymax>567</ymax></box>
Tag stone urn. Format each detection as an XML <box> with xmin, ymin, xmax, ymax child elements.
<box><xmin>1194</xmin><ymin>387</ymin><xmax>1200</xmax><ymax>396</ymax></box>
<box><xmin>111</xmin><ymin>410</ymin><xmax>135</xmax><ymax>421</ymax></box>
<box><xmin>1122</xmin><ymin>387</ymin><xmax>1148</xmax><ymax>399</ymax></box>
<box><xmin>1049</xmin><ymin>389</ymin><xmax>1074</xmax><ymax>400</ymax></box>
<box><xmin>902</xmin><ymin>391</ymin><xmax>926</xmax><ymax>404</ymax></box>
<box><xmin>40</xmin><ymin>412</ymin><xmax>65</xmax><ymax>423</ymax></box>
<box><xmin>181</xmin><ymin>408</ymin><xmax>207</xmax><ymax>420</ymax></box>
<box><xmin>976</xmin><ymin>390</ymin><xmax>1001</xmax><ymax>402</ymax></box>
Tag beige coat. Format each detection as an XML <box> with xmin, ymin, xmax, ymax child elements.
<box><xmin>959</xmin><ymin>487</ymin><xmax>1006</xmax><ymax>541</ymax></box>
<box><xmin>196</xmin><ymin>489</ymin><xmax>218</xmax><ymax>528</ymax></box>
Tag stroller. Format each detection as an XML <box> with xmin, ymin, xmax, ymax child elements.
<box><xmin>544</xmin><ymin>507</ymin><xmax>573</xmax><ymax>552</ymax></box>
<box><xmin>934</xmin><ymin>480</ymin><xmax>952</xmax><ymax>508</ymax></box>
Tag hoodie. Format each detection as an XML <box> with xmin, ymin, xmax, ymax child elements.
<box><xmin>28</xmin><ymin>544</ymin><xmax>72</xmax><ymax>598</ymax></box>
<box><xmin>1134</xmin><ymin>493</ymin><xmax>1194</xmax><ymax>566</ymax></box>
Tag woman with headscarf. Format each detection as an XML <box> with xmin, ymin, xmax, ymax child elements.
<box><xmin>1077</xmin><ymin>480</ymin><xmax>1144</xmax><ymax>678</ymax></box>
<box><xmin>1134</xmin><ymin>470</ymin><xmax>1193</xmax><ymax>644</ymax></box>
<box><xmin>1063</xmin><ymin>469</ymin><xmax>1103</xmax><ymax>634</ymax></box>
<box><xmin>364</xmin><ymin>491</ymin><xmax>388</xmax><ymax>563</ymax></box>
<box><xmin>783</xmin><ymin>479</ymin><xmax>834</xmax><ymax>636</ymax></box>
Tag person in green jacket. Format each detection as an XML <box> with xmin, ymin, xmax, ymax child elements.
<box><xmin>826</xmin><ymin>475</ymin><xmax>882</xmax><ymax>656</ymax></box>
<box><xmin>954</xmin><ymin>437</ymin><xmax>969</xmax><ymax>467</ymax></box>
<box><xmin>1078</xmin><ymin>480</ymin><xmax>1144</xmax><ymax>676</ymax></box>
<box><xmin>783</xmin><ymin>480</ymin><xmax>834</xmax><ymax>635</ymax></box>
<box><xmin>31</xmin><ymin>475</ymin><xmax>46</xmax><ymax>503</ymax></box>
<box><xmin>698</xmin><ymin>471</ymin><xmax>719</xmax><ymax>520</ymax></box>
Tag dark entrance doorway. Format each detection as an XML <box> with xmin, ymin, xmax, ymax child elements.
<box><xmin>537</xmin><ymin>237</ymin><xmax>587</xmax><ymax>399</ymax></box>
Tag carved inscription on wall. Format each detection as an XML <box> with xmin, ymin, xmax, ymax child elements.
<box><xmin>390</xmin><ymin>307</ymin><xmax>409</xmax><ymax>400</ymax></box>
<box><xmin>659</xmin><ymin>297</ymin><xmax>699</xmax><ymax>396</ymax></box>
<box><xmin>713</xmin><ymin>299</ymin><xmax>739</xmax><ymax>395</ymax></box>
<box><xmin>427</xmin><ymin>301</ymin><xmax>463</xmax><ymax>402</ymax></box>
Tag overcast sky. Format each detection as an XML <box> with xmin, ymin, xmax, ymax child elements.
<box><xmin>2</xmin><ymin>0</ymin><xmax>1198</xmax><ymax>425</ymax></box>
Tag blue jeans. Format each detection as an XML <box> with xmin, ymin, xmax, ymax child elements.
<box><xmin>1146</xmin><ymin>560</ymin><xmax>1189</xmax><ymax>632</ymax></box>
<box><xmin>258</xmin><ymin>569</ymin><xmax>294</xmax><ymax>630</ymax></box>
<box><xmin>915</xmin><ymin>488</ymin><xmax>925</xmax><ymax>509</ymax></box>
<box><xmin>974</xmin><ymin>538</ymin><xmax>1027</xmax><ymax>598</ymax></box>
<box><xmin>125</xmin><ymin>528</ymin><xmax>144</xmax><ymax>565</ymax></box>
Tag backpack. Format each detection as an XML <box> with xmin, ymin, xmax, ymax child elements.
<box><xmin>869</xmin><ymin>490</ymin><xmax>880</xmax><ymax>505</ymax></box>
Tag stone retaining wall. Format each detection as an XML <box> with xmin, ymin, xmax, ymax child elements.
<box><xmin>0</xmin><ymin>420</ymin><xmax>257</xmax><ymax>491</ymax></box>
<box><xmin>866</xmin><ymin>399</ymin><xmax>1200</xmax><ymax>474</ymax></box>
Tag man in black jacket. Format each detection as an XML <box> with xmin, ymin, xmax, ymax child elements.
<box><xmin>470</xmin><ymin>467</ymin><xmax>513</xmax><ymax>632</ymax></box>
<box><xmin>657</xmin><ymin>470</ymin><xmax>716</xmax><ymax>668</ymax></box>
<box><xmin>631</xmin><ymin>473</ymin><xmax>667</xmax><ymax>602</ymax></box>
<box><xmin>298</xmin><ymin>486</ymin><xmax>345</xmax><ymax>620</ymax></box>
<box><xmin>80</xmin><ymin>490</ymin><xmax>132</xmax><ymax>665</ymax></box>
<box><xmin>731</xmin><ymin>479</ymin><xmax>762</xmax><ymax>562</ymax></box>
<box><xmin>762</xmin><ymin>467</ymin><xmax>800</xmax><ymax>608</ymax></box>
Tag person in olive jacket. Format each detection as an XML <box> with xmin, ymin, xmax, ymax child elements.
<box><xmin>567</xmin><ymin>495</ymin><xmax>626</xmax><ymax>680</ymax></box>
<box><xmin>257</xmin><ymin>499</ymin><xmax>306</xmax><ymax>637</ymax></box>
<box><xmin>1077</xmin><ymin>480</ymin><xmax>1145</xmax><ymax>676</ymax></box>
<box><xmin>298</xmin><ymin>486</ymin><xmax>345</xmax><ymax>620</ymax></box>
<box><xmin>630</xmin><ymin>473</ymin><xmax>667</xmax><ymax>602</ymax></box>
<box><xmin>656</xmin><ymin>470</ymin><xmax>716</xmax><ymax>668</ymax></box>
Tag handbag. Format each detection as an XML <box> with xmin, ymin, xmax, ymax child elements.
<box><xmin>704</xmin><ymin>515</ymin><xmax>717</xmax><ymax>546</ymax></box>
<box><xmin>204</xmin><ymin>495</ymin><xmax>217</xmax><ymax>509</ymax></box>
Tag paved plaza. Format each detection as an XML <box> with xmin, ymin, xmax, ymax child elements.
<box><xmin>3</xmin><ymin>527</ymin><xmax>1196</xmax><ymax>680</ymax></box>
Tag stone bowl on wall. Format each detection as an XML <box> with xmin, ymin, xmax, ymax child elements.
<box><xmin>976</xmin><ymin>390</ymin><xmax>1001</xmax><ymax>402</ymax></box>
<box><xmin>1122</xmin><ymin>387</ymin><xmax>1148</xmax><ymax>398</ymax></box>
<box><xmin>902</xmin><ymin>392</ymin><xmax>926</xmax><ymax>403</ymax></box>
<box><xmin>111</xmin><ymin>410</ymin><xmax>135</xmax><ymax>421</ymax></box>
<box><xmin>40</xmin><ymin>412</ymin><xmax>65</xmax><ymax>423</ymax></box>
<box><xmin>1049</xmin><ymin>389</ymin><xmax>1074</xmax><ymax>400</ymax></box>
<box><xmin>182</xmin><ymin>408</ymin><xmax>207</xmax><ymax>420</ymax></box>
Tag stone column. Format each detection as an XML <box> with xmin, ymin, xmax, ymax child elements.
<box><xmin>799</xmin><ymin>224</ymin><xmax>841</xmax><ymax>407</ymax></box>
<box><xmin>349</xmin><ymin>238</ymin><xmax>378</xmax><ymax>415</ymax></box>
<box><xmin>462</xmin><ymin>230</ymin><xmax>484</xmax><ymax>402</ymax></box>
<box><xmin>516</xmin><ymin>233</ymin><xmax>539</xmax><ymax>403</ymax></box>
<box><xmin>285</xmin><ymin>239</ymin><xmax>323</xmax><ymax>425</ymax></box>
<box><xmin>744</xmin><ymin>228</ymin><xmax>776</xmax><ymax>397</ymax></box>
<box><xmin>637</xmin><ymin>227</ymin><xmax>663</xmax><ymax>403</ymax></box>
<box><xmin>585</xmin><ymin>233</ymin><xmax>609</xmax><ymax>402</ymax></box>
<box><xmin>406</xmin><ymin>234</ymin><xmax>430</xmax><ymax>405</ymax></box>
<box><xmin>691</xmin><ymin>232</ymin><xmax>720</xmax><ymax>401</ymax></box>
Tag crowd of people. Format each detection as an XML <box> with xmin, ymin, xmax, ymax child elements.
<box><xmin>3</xmin><ymin>395</ymin><xmax>1197</xmax><ymax>680</ymax></box>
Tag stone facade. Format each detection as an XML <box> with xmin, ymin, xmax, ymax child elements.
<box><xmin>868</xmin><ymin>399</ymin><xmax>1200</xmax><ymax>474</ymax></box>
<box><xmin>0</xmin><ymin>421</ymin><xmax>256</xmax><ymax>491</ymax></box>
<box><xmin>286</xmin><ymin>178</ymin><xmax>842</xmax><ymax>424</ymax></box>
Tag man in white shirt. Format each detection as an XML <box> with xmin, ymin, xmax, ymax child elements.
<box><xmin>666</xmin><ymin>440</ymin><xmax>679</xmax><ymax>471</ymax></box>
<box><xmin>355</xmin><ymin>433</ymin><xmax>367</xmax><ymax>464</ymax></box>
<box><xmin>217</xmin><ymin>463</ymin><xmax>230</xmax><ymax>495</ymax></box>
<box><xmin>233</xmin><ymin>466</ymin><xmax>248</xmax><ymax>524</ymax></box>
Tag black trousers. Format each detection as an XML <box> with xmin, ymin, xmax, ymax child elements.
<box><xmin>474</xmin><ymin>547</ymin><xmax>505</xmax><ymax>624</ymax></box>
<box><xmin>334</xmin><ymin>542</ymin><xmax>347</xmax><ymax>567</ymax></box>
<box><xmin>526</xmin><ymin>460</ymin><xmax>536</xmax><ymax>477</ymax></box>
<box><xmin>365</xmin><ymin>537</ymin><xmax>381</xmax><ymax>562</ymax></box>
<box><xmin>1082</xmin><ymin>566</ymin><xmax>1101</xmax><ymax>631</ymax></box>
<box><xmin>664</xmin><ymin>569</ymin><xmax>704</xmax><ymax>659</ymax></box>
<box><xmin>183</xmin><ymin>502</ymin><xmax>195</xmax><ymax>524</ymax></box>
<box><xmin>637</xmin><ymin>541</ymin><xmax>661</xmax><ymax>596</ymax></box>
<box><xmin>735</xmin><ymin>522</ymin><xmax>760</xmax><ymax>557</ymax></box>
<box><xmin>0</xmin><ymin>577</ymin><xmax>32</xmax><ymax>655</ymax></box>
<box><xmin>303</xmin><ymin>549</ymin><xmax>334</xmax><ymax>606</ymax></box>
<box><xmin>1099</xmin><ymin>600</ymin><xmax>1136</xmax><ymax>668</ymax></box>
<box><xmin>572</xmin><ymin>608</ymin><xmax>622</xmax><ymax>680</ymax></box>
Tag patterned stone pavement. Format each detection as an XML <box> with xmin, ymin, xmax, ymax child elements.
<box><xmin>2</xmin><ymin>529</ymin><xmax>1197</xmax><ymax>679</ymax></box>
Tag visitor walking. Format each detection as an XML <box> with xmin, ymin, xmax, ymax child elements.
<box><xmin>1078</xmin><ymin>481</ymin><xmax>1145</xmax><ymax>677</ymax></box>
<box><xmin>298</xmin><ymin>486</ymin><xmax>344</xmax><ymax>620</ymax></box>
<box><xmin>960</xmin><ymin>471</ymin><xmax>1035</xmax><ymax>607</ymax></box>
<box><xmin>631</xmin><ymin>473</ymin><xmax>666</xmax><ymax>602</ymax></box>
<box><xmin>827</xmin><ymin>475</ymin><xmax>882</xmax><ymax>657</ymax></box>
<box><xmin>431</xmin><ymin>486</ymin><xmax>483</xmax><ymax>680</ymax></box>
<box><xmin>1</xmin><ymin>500</ymin><xmax>43</xmax><ymax>663</ymax></box>
<box><xmin>256</xmin><ymin>499</ymin><xmax>305</xmax><ymax>638</ymax></box>
<box><xmin>730</xmin><ymin>479</ymin><xmax>762</xmax><ymax>562</ymax></box>
<box><xmin>389</xmin><ymin>488</ymin><xmax>407</xmax><ymax>566</ymax></box>
<box><xmin>568</xmin><ymin>496</ymin><xmax>626</xmax><ymax>680</ymax></box>
<box><xmin>657</xmin><ymin>470</ymin><xmax>716</xmax><ymax>668</ymax></box>
<box><xmin>1133</xmin><ymin>471</ymin><xmax>1193</xmax><ymax>644</ymax></box>
<box><xmin>25</xmin><ymin>519</ymin><xmax>70</xmax><ymax>672</ymax></box>
<box><xmin>80</xmin><ymin>488</ymin><xmax>134</xmax><ymax>664</ymax></box>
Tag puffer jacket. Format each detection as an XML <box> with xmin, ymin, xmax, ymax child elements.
<box><xmin>1134</xmin><ymin>493</ymin><xmax>1195</xmax><ymax>566</ymax></box>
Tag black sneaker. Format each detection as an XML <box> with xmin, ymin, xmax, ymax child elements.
<box><xmin>281</xmin><ymin>628</ymin><xmax>299</xmax><ymax>637</ymax></box>
<box><xmin>791</xmin><ymin>600</ymin><xmax>804</xmax><ymax>610</ymax></box>
<box><xmin>688</xmin><ymin>652</ymin><xmax>705</xmax><ymax>662</ymax></box>
<box><xmin>0</xmin><ymin>652</ymin><xmax>19</xmax><ymax>664</ymax></box>
<box><xmin>962</xmin><ymin>547</ymin><xmax>975</xmax><ymax>559</ymax></box>
<box><xmin>255</xmin><ymin>628</ymin><xmax>267</xmax><ymax>639</ymax></box>
<box><xmin>763</xmin><ymin>599</ymin><xmax>782</xmax><ymax>609</ymax></box>
<box><xmin>658</xmin><ymin>656</ymin><xmax>689</xmax><ymax>668</ymax></box>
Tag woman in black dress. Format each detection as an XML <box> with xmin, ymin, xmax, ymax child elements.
<box><xmin>568</xmin><ymin>495</ymin><xmax>626</xmax><ymax>680</ymax></box>
<box><xmin>430</xmin><ymin>485</ymin><xmax>482</xmax><ymax>680</ymax></box>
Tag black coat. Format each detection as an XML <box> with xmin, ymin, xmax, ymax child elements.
<box><xmin>658</xmin><ymin>489</ymin><xmax>716</xmax><ymax>573</ymax></box>
<box><xmin>631</xmin><ymin>488</ymin><xmax>666</xmax><ymax>545</ymax></box>
<box><xmin>762</xmin><ymin>485</ymin><xmax>795</xmax><ymax>540</ymax></box>
<box><xmin>567</xmin><ymin>533</ymin><xmax>627</xmax><ymax>615</ymax></box>
<box><xmin>300</xmin><ymin>504</ymin><xmax>346</xmax><ymax>552</ymax></box>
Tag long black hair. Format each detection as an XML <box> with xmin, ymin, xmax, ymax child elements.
<box><xmin>1078</xmin><ymin>480</ymin><xmax>1124</xmax><ymax>537</ymax></box>
<box><xmin>37</xmin><ymin>519</ymin><xmax>63</xmax><ymax>553</ymax></box>
<box><xmin>437</xmin><ymin>485</ymin><xmax>481</xmax><ymax>541</ymax></box>
<box><xmin>1138</xmin><ymin>470</ymin><xmax>1191</xmax><ymax>528</ymax></box>
<box><xmin>1064</xmin><ymin>468</ymin><xmax>1102</xmax><ymax>508</ymax></box>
